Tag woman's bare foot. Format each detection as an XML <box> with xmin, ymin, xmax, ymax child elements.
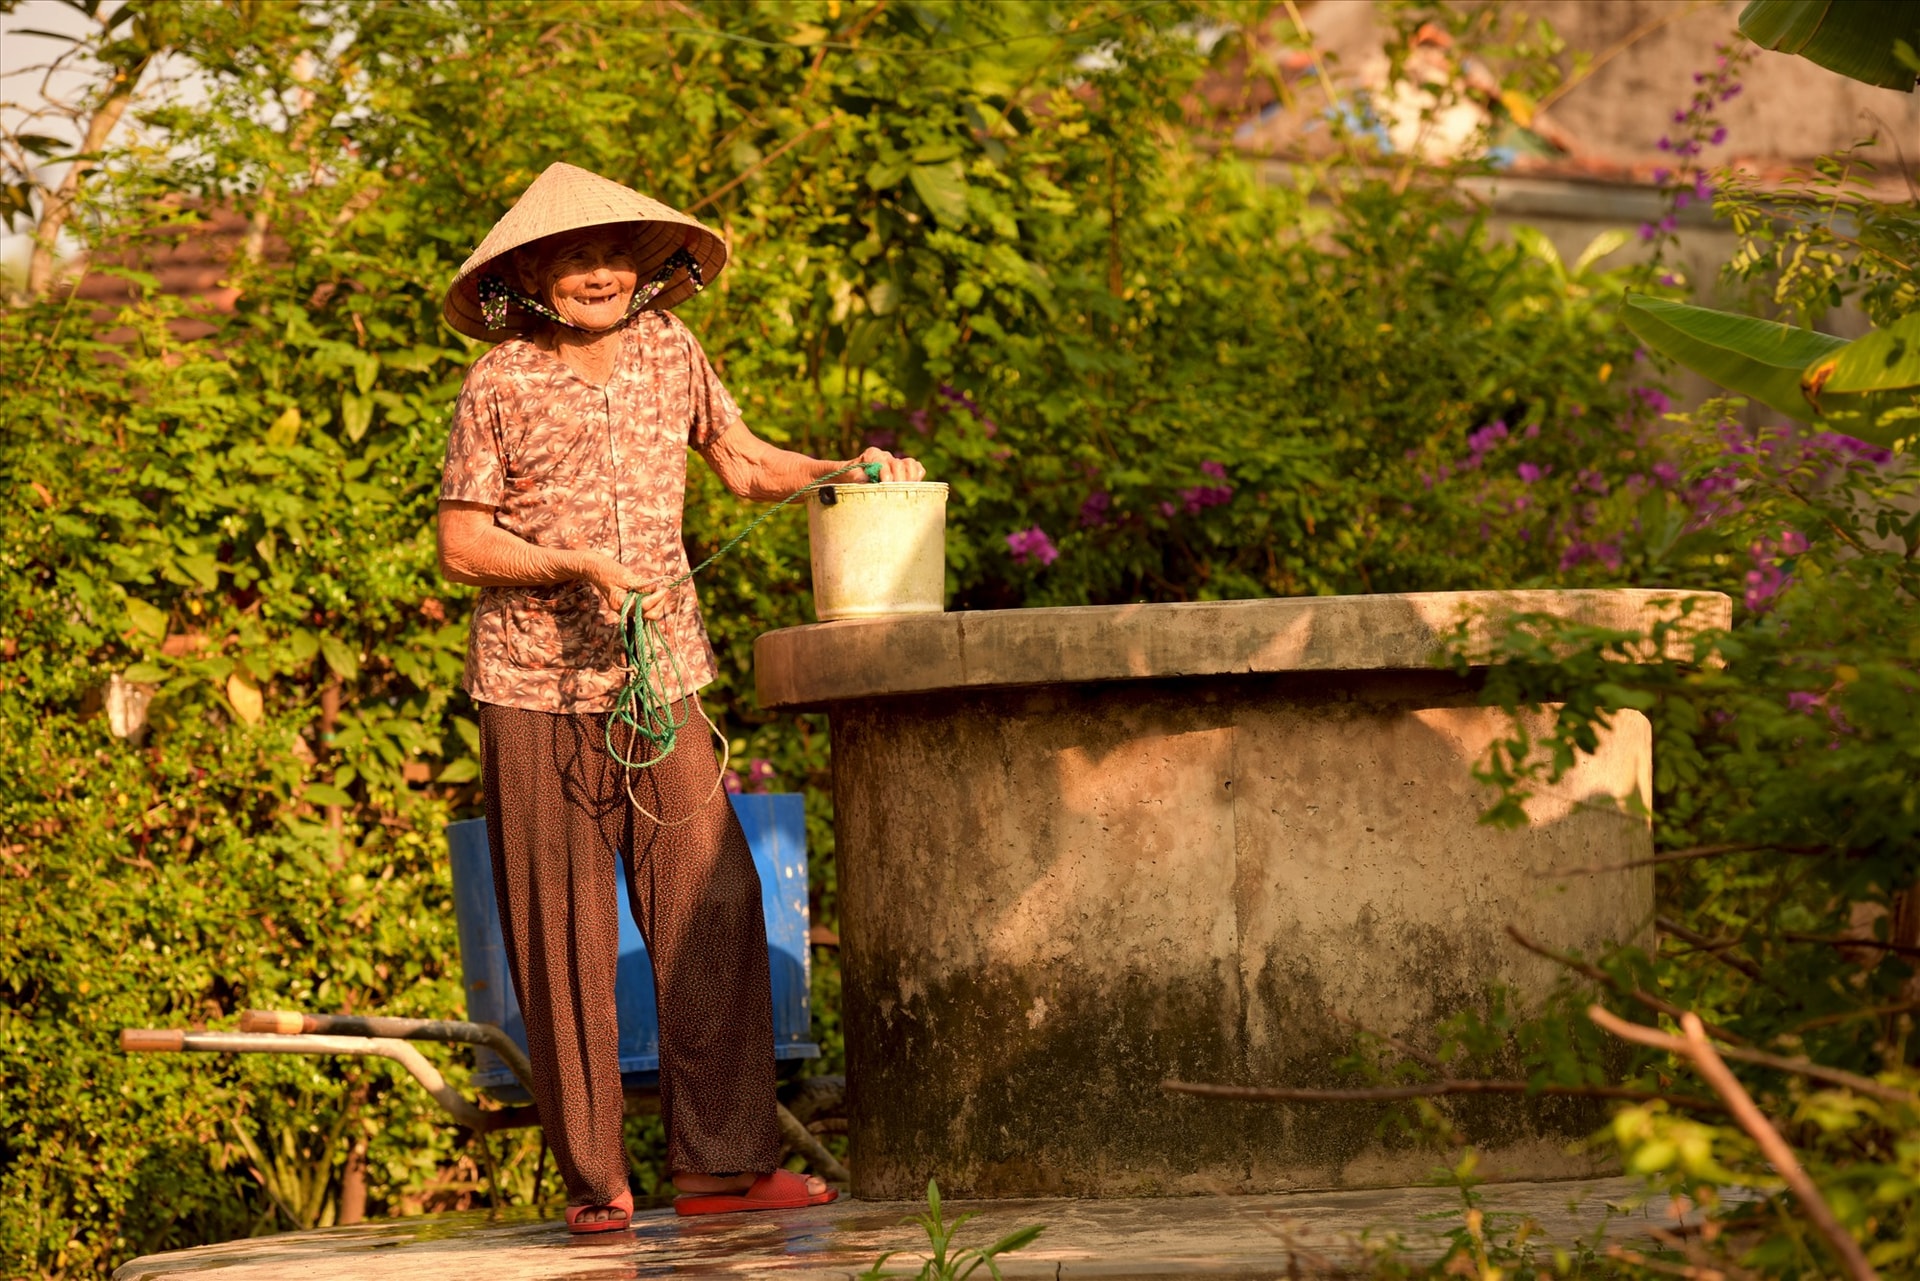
<box><xmin>672</xmin><ymin>1170</ymin><xmax>830</xmax><ymax>1197</ymax></box>
<box><xmin>572</xmin><ymin>1204</ymin><xmax>625</xmax><ymax>1225</ymax></box>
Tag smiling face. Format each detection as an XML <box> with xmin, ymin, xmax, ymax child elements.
<box><xmin>522</xmin><ymin>230</ymin><xmax>640</xmax><ymax>331</ymax></box>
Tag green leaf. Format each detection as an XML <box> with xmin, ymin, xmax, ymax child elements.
<box><xmin>1808</xmin><ymin>312</ymin><xmax>1920</xmax><ymax>398</ymax></box>
<box><xmin>865</xmin><ymin>159</ymin><xmax>908</xmax><ymax>191</ymax></box>
<box><xmin>435</xmin><ymin>758</ymin><xmax>479</xmax><ymax>784</ymax></box>
<box><xmin>1571</xmin><ymin>229</ymin><xmax>1631</xmax><ymax>277</ymax></box>
<box><xmin>125</xmin><ymin>597</ymin><xmax>168</xmax><ymax>640</ymax></box>
<box><xmin>1622</xmin><ymin>295</ymin><xmax>1846</xmax><ymax>422</ymax></box>
<box><xmin>1738</xmin><ymin>0</ymin><xmax>1920</xmax><ymax>91</ymax></box>
<box><xmin>1802</xmin><ymin>313</ymin><xmax>1920</xmax><ymax>447</ymax></box>
<box><xmin>340</xmin><ymin>391</ymin><xmax>374</xmax><ymax>443</ymax></box>
<box><xmin>289</xmin><ymin>630</ymin><xmax>320</xmax><ymax>665</ymax></box>
<box><xmin>909</xmin><ymin>162</ymin><xmax>969</xmax><ymax>228</ymax></box>
<box><xmin>1511</xmin><ymin>225</ymin><xmax>1562</xmax><ymax>276</ymax></box>
<box><xmin>303</xmin><ymin>784</ymin><xmax>354</xmax><ymax>807</ymax></box>
<box><xmin>318</xmin><ymin>634</ymin><xmax>359</xmax><ymax>681</ymax></box>
<box><xmin>122</xmin><ymin>663</ymin><xmax>166</xmax><ymax>683</ymax></box>
<box><xmin>982</xmin><ymin>1224</ymin><xmax>1045</xmax><ymax>1255</ymax></box>
<box><xmin>178</xmin><ymin>553</ymin><xmax>221</xmax><ymax>591</ymax></box>
<box><xmin>264</xmin><ymin>405</ymin><xmax>302</xmax><ymax>446</ymax></box>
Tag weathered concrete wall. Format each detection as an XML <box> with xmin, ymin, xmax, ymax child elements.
<box><xmin>826</xmin><ymin>673</ymin><xmax>1650</xmax><ymax>1198</ymax></box>
<box><xmin>758</xmin><ymin>591</ymin><xmax>1730</xmax><ymax>1199</ymax></box>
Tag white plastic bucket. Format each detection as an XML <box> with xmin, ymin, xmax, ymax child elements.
<box><xmin>807</xmin><ymin>481</ymin><xmax>949</xmax><ymax>621</ymax></box>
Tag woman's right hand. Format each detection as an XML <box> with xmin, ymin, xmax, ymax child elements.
<box><xmin>579</xmin><ymin>552</ymin><xmax>673</xmax><ymax>620</ymax></box>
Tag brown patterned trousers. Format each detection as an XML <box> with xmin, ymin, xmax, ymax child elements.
<box><xmin>478</xmin><ymin>699</ymin><xmax>782</xmax><ymax>1206</ymax></box>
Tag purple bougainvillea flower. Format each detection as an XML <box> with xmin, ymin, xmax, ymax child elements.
<box><xmin>1006</xmin><ymin>526</ymin><xmax>1059</xmax><ymax>567</ymax></box>
<box><xmin>1808</xmin><ymin>431</ymin><xmax>1893</xmax><ymax>466</ymax></box>
<box><xmin>1709</xmin><ymin>125</ymin><xmax>1726</xmax><ymax>145</ymax></box>
<box><xmin>1786</xmin><ymin>691</ymin><xmax>1821</xmax><ymax>713</ymax></box>
<box><xmin>1651</xmin><ymin>167</ymin><xmax>1671</xmax><ymax>184</ymax></box>
<box><xmin>1523</xmin><ymin>422</ymin><xmax>1540</xmax><ymax>439</ymax></box>
<box><xmin>1179</xmin><ymin>484</ymin><xmax>1233</xmax><ymax>514</ymax></box>
<box><xmin>1745</xmin><ymin>559</ymin><xmax>1786</xmax><ymax>611</ymax></box>
<box><xmin>1639</xmin><ymin>222</ymin><xmax>1660</xmax><ymax>242</ymax></box>
<box><xmin>866</xmin><ymin>429</ymin><xmax>897</xmax><ymax>451</ymax></box>
<box><xmin>1079</xmin><ymin>490</ymin><xmax>1112</xmax><ymax>528</ymax></box>
<box><xmin>1200</xmin><ymin>460</ymin><xmax>1228</xmax><ymax>480</ymax></box>
<box><xmin>1517</xmin><ymin>462</ymin><xmax>1544</xmax><ymax>484</ymax></box>
<box><xmin>1560</xmin><ymin>540</ymin><xmax>1623</xmax><ymax>572</ymax></box>
<box><xmin>906</xmin><ymin>408</ymin><xmax>930</xmax><ymax>435</ymax></box>
<box><xmin>1467</xmin><ymin>422</ymin><xmax>1509</xmax><ymax>455</ymax></box>
<box><xmin>1656</xmin><ymin>136</ymin><xmax>1672</xmax><ymax>151</ymax></box>
<box><xmin>1159</xmin><ymin>500</ymin><xmax>1177</xmax><ymax>517</ymax></box>
<box><xmin>1652</xmin><ymin>461</ymin><xmax>1680</xmax><ymax>487</ymax></box>
<box><xmin>1631</xmin><ymin>387</ymin><xmax>1674</xmax><ymax>415</ymax></box>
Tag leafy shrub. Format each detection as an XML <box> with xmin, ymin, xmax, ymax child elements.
<box><xmin>0</xmin><ymin>3</ymin><xmax>1646</xmax><ymax>1275</ymax></box>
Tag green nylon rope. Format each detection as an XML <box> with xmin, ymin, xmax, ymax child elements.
<box><xmin>604</xmin><ymin>458</ymin><xmax>883</xmax><ymax>774</ymax></box>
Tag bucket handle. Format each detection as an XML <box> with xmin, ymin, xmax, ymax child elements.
<box><xmin>818</xmin><ymin>485</ymin><xmax>838</xmax><ymax>506</ymax></box>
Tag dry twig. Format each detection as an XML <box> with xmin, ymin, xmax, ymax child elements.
<box><xmin>1161</xmin><ymin>1078</ymin><xmax>1724</xmax><ymax>1112</ymax></box>
<box><xmin>1590</xmin><ymin>1006</ymin><xmax>1879</xmax><ymax>1281</ymax></box>
<box><xmin>1506</xmin><ymin>925</ymin><xmax>1747</xmax><ymax>1044</ymax></box>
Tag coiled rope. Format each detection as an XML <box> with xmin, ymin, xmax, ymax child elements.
<box><xmin>606</xmin><ymin>458</ymin><xmax>883</xmax><ymax>824</ymax></box>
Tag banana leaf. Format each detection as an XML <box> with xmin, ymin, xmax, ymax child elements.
<box><xmin>1622</xmin><ymin>295</ymin><xmax>1847</xmax><ymax>422</ymax></box>
<box><xmin>1738</xmin><ymin>0</ymin><xmax>1920</xmax><ymax>92</ymax></box>
<box><xmin>1802</xmin><ymin>312</ymin><xmax>1920</xmax><ymax>446</ymax></box>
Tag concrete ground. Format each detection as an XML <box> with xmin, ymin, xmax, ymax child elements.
<box><xmin>113</xmin><ymin>1177</ymin><xmax>1711</xmax><ymax>1280</ymax></box>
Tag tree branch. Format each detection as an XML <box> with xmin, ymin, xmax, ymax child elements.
<box><xmin>1162</xmin><ymin>1077</ymin><xmax>1724</xmax><ymax>1112</ymax></box>
<box><xmin>27</xmin><ymin>53</ymin><xmax>151</xmax><ymax>299</ymax></box>
<box><xmin>1657</xmin><ymin>915</ymin><xmax>1777</xmax><ymax>989</ymax></box>
<box><xmin>1544</xmin><ymin>842</ymin><xmax>1832</xmax><ymax>877</ymax></box>
<box><xmin>1589</xmin><ymin>1006</ymin><xmax>1879</xmax><ymax>1281</ymax></box>
<box><xmin>686</xmin><ymin>114</ymin><xmax>838</xmax><ymax>214</ymax></box>
<box><xmin>1506</xmin><ymin>925</ymin><xmax>1747</xmax><ymax>1044</ymax></box>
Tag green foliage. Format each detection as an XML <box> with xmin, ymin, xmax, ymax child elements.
<box><xmin>856</xmin><ymin>1179</ymin><xmax>1044</xmax><ymax>1281</ymax></box>
<box><xmin>1</xmin><ymin>2</ymin><xmax>1650</xmax><ymax>1276</ymax></box>
<box><xmin>1621</xmin><ymin>295</ymin><xmax>1848</xmax><ymax>422</ymax></box>
<box><xmin>1622</xmin><ymin>297</ymin><xmax>1919</xmax><ymax>446</ymax></box>
<box><xmin>1412</xmin><ymin>115</ymin><xmax>1920</xmax><ymax>1279</ymax></box>
<box><xmin>1737</xmin><ymin>0</ymin><xmax>1920</xmax><ymax>92</ymax></box>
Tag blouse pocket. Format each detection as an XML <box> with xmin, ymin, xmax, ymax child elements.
<box><xmin>503</xmin><ymin>583</ymin><xmax>623</xmax><ymax>672</ymax></box>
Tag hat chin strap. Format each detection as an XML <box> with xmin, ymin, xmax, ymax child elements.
<box><xmin>476</xmin><ymin>247</ymin><xmax>703</xmax><ymax>334</ymax></box>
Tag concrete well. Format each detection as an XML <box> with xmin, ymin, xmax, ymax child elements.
<box><xmin>754</xmin><ymin>590</ymin><xmax>1729</xmax><ymax>1200</ymax></box>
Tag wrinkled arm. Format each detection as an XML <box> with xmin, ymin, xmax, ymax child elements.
<box><xmin>437</xmin><ymin>501</ymin><xmax>670</xmax><ymax>618</ymax></box>
<box><xmin>698</xmin><ymin>422</ymin><xmax>926</xmax><ymax>502</ymax></box>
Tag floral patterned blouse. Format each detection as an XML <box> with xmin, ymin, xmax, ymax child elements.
<box><xmin>439</xmin><ymin>310</ymin><xmax>742</xmax><ymax>714</ymax></box>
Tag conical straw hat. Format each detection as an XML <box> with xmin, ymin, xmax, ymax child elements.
<box><xmin>443</xmin><ymin>162</ymin><xmax>727</xmax><ymax>341</ymax></box>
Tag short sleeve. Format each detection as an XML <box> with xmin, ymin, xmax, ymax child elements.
<box><xmin>679</xmin><ymin>321</ymin><xmax>744</xmax><ymax>450</ymax></box>
<box><xmin>441</xmin><ymin>364</ymin><xmax>506</xmax><ymax>507</ymax></box>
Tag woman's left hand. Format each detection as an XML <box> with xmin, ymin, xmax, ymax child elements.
<box><xmin>854</xmin><ymin>447</ymin><xmax>927</xmax><ymax>483</ymax></box>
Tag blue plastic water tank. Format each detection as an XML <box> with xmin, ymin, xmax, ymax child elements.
<box><xmin>446</xmin><ymin>793</ymin><xmax>820</xmax><ymax>1100</ymax></box>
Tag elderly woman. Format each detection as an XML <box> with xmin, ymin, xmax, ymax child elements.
<box><xmin>437</xmin><ymin>163</ymin><xmax>924</xmax><ymax>1232</ymax></box>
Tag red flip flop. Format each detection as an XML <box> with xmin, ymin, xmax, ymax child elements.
<box><xmin>565</xmin><ymin>1188</ymin><xmax>633</xmax><ymax>1234</ymax></box>
<box><xmin>673</xmin><ymin>1169</ymin><xmax>839</xmax><ymax>1217</ymax></box>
